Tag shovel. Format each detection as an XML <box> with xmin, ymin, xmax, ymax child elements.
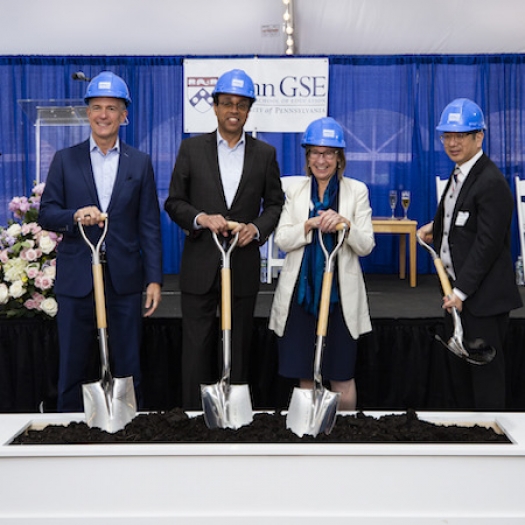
<box><xmin>78</xmin><ymin>215</ymin><xmax>137</xmax><ymax>433</ymax></box>
<box><xmin>200</xmin><ymin>222</ymin><xmax>253</xmax><ymax>430</ymax></box>
<box><xmin>286</xmin><ymin>223</ymin><xmax>348</xmax><ymax>438</ymax></box>
<box><xmin>416</xmin><ymin>234</ymin><xmax>496</xmax><ymax>365</ymax></box>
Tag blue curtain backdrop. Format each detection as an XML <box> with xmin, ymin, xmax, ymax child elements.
<box><xmin>1</xmin><ymin>54</ymin><xmax>524</xmax><ymax>274</ymax></box>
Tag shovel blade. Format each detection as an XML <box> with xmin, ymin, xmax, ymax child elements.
<box><xmin>82</xmin><ymin>377</ymin><xmax>136</xmax><ymax>434</ymax></box>
<box><xmin>201</xmin><ymin>382</ymin><xmax>253</xmax><ymax>430</ymax></box>
<box><xmin>286</xmin><ymin>386</ymin><xmax>340</xmax><ymax>438</ymax></box>
<box><xmin>437</xmin><ymin>334</ymin><xmax>497</xmax><ymax>366</ymax></box>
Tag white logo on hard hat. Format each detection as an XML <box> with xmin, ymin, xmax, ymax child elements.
<box><xmin>448</xmin><ymin>112</ymin><xmax>461</xmax><ymax>123</ymax></box>
<box><xmin>98</xmin><ymin>81</ymin><xmax>112</xmax><ymax>90</ymax></box>
<box><xmin>323</xmin><ymin>129</ymin><xmax>336</xmax><ymax>138</ymax></box>
<box><xmin>232</xmin><ymin>79</ymin><xmax>244</xmax><ymax>88</ymax></box>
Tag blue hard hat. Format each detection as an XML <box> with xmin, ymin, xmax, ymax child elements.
<box><xmin>84</xmin><ymin>71</ymin><xmax>132</xmax><ymax>106</ymax></box>
<box><xmin>436</xmin><ymin>98</ymin><xmax>486</xmax><ymax>132</ymax></box>
<box><xmin>212</xmin><ymin>69</ymin><xmax>256</xmax><ymax>101</ymax></box>
<box><xmin>301</xmin><ymin>117</ymin><xmax>346</xmax><ymax>148</ymax></box>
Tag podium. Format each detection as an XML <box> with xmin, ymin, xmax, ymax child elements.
<box><xmin>18</xmin><ymin>99</ymin><xmax>90</xmax><ymax>183</ymax></box>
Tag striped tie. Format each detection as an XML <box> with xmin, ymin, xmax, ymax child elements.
<box><xmin>452</xmin><ymin>166</ymin><xmax>461</xmax><ymax>192</ymax></box>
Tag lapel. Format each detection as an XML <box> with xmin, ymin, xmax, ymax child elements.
<box><xmin>454</xmin><ymin>153</ymin><xmax>485</xmax><ymax>217</ymax></box>
<box><xmin>78</xmin><ymin>140</ymin><xmax>100</xmax><ymax>207</ymax></box>
<box><xmin>206</xmin><ymin>131</ymin><xmax>228</xmax><ymax>208</ymax></box>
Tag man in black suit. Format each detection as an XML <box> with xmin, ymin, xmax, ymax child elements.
<box><xmin>164</xmin><ymin>69</ymin><xmax>284</xmax><ymax>409</ymax></box>
<box><xmin>418</xmin><ymin>98</ymin><xmax>522</xmax><ymax>410</ymax></box>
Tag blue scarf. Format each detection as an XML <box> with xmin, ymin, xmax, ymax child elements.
<box><xmin>297</xmin><ymin>175</ymin><xmax>340</xmax><ymax>316</ymax></box>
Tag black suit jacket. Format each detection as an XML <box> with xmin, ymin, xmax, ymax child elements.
<box><xmin>433</xmin><ymin>153</ymin><xmax>522</xmax><ymax>317</ymax></box>
<box><xmin>164</xmin><ymin>131</ymin><xmax>284</xmax><ymax>296</ymax></box>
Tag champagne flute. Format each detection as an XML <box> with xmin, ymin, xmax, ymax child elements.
<box><xmin>401</xmin><ymin>190</ymin><xmax>411</xmax><ymax>219</ymax></box>
<box><xmin>389</xmin><ymin>190</ymin><xmax>397</xmax><ymax>219</ymax></box>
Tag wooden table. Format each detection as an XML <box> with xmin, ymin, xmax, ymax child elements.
<box><xmin>372</xmin><ymin>218</ymin><xmax>417</xmax><ymax>287</ymax></box>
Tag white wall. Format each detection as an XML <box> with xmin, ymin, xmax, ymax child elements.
<box><xmin>1</xmin><ymin>0</ymin><xmax>525</xmax><ymax>56</ymax></box>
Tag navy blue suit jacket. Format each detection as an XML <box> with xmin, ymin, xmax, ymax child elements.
<box><xmin>39</xmin><ymin>139</ymin><xmax>163</xmax><ymax>297</ymax></box>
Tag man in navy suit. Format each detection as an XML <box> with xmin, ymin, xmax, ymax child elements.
<box><xmin>418</xmin><ymin>98</ymin><xmax>522</xmax><ymax>410</ymax></box>
<box><xmin>39</xmin><ymin>71</ymin><xmax>163</xmax><ymax>412</ymax></box>
<box><xmin>164</xmin><ymin>69</ymin><xmax>284</xmax><ymax>409</ymax></box>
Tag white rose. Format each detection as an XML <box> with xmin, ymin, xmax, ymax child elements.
<box><xmin>6</xmin><ymin>223</ymin><xmax>22</xmax><ymax>237</ymax></box>
<box><xmin>9</xmin><ymin>280</ymin><xmax>26</xmax><ymax>299</ymax></box>
<box><xmin>40</xmin><ymin>297</ymin><xmax>58</xmax><ymax>317</ymax></box>
<box><xmin>39</xmin><ymin>235</ymin><xmax>56</xmax><ymax>254</ymax></box>
<box><xmin>0</xmin><ymin>283</ymin><xmax>8</xmax><ymax>304</ymax></box>
<box><xmin>42</xmin><ymin>264</ymin><xmax>56</xmax><ymax>279</ymax></box>
<box><xmin>3</xmin><ymin>258</ymin><xmax>28</xmax><ymax>282</ymax></box>
<box><xmin>6</xmin><ymin>223</ymin><xmax>22</xmax><ymax>238</ymax></box>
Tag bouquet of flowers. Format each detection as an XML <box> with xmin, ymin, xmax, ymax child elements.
<box><xmin>0</xmin><ymin>183</ymin><xmax>61</xmax><ymax>319</ymax></box>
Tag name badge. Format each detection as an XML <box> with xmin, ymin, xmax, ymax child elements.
<box><xmin>455</xmin><ymin>211</ymin><xmax>469</xmax><ymax>227</ymax></box>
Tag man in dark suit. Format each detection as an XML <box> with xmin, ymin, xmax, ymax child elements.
<box><xmin>164</xmin><ymin>69</ymin><xmax>284</xmax><ymax>409</ymax></box>
<box><xmin>39</xmin><ymin>71</ymin><xmax>163</xmax><ymax>412</ymax></box>
<box><xmin>418</xmin><ymin>98</ymin><xmax>522</xmax><ymax>410</ymax></box>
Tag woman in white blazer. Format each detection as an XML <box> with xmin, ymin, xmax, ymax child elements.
<box><xmin>269</xmin><ymin>117</ymin><xmax>375</xmax><ymax>410</ymax></box>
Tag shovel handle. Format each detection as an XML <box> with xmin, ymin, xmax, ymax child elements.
<box><xmin>221</xmin><ymin>267</ymin><xmax>231</xmax><ymax>331</ymax></box>
<box><xmin>93</xmin><ymin>263</ymin><xmax>107</xmax><ymax>329</ymax></box>
<box><xmin>317</xmin><ymin>271</ymin><xmax>333</xmax><ymax>336</ymax></box>
<box><xmin>77</xmin><ymin>214</ymin><xmax>109</xmax><ymax>329</ymax></box>
<box><xmin>433</xmin><ymin>257</ymin><xmax>453</xmax><ymax>297</ymax></box>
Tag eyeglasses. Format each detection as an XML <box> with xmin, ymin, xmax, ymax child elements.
<box><xmin>308</xmin><ymin>149</ymin><xmax>337</xmax><ymax>160</ymax></box>
<box><xmin>440</xmin><ymin>131</ymin><xmax>479</xmax><ymax>144</ymax></box>
<box><xmin>218</xmin><ymin>101</ymin><xmax>251</xmax><ymax>112</ymax></box>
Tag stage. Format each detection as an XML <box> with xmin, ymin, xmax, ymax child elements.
<box><xmin>153</xmin><ymin>273</ymin><xmax>525</xmax><ymax>320</ymax></box>
<box><xmin>1</xmin><ymin>274</ymin><xmax>525</xmax><ymax>414</ymax></box>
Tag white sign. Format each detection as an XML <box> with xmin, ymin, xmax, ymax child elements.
<box><xmin>184</xmin><ymin>58</ymin><xmax>329</xmax><ymax>133</ymax></box>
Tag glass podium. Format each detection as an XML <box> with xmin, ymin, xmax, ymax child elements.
<box><xmin>18</xmin><ymin>99</ymin><xmax>90</xmax><ymax>183</ymax></box>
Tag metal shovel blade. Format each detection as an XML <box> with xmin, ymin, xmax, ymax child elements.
<box><xmin>417</xmin><ymin>234</ymin><xmax>496</xmax><ymax>365</ymax></box>
<box><xmin>199</xmin><ymin>228</ymin><xmax>253</xmax><ymax>430</ymax></box>
<box><xmin>82</xmin><ymin>376</ymin><xmax>136</xmax><ymax>434</ymax></box>
<box><xmin>286</xmin><ymin>226</ymin><xmax>347</xmax><ymax>438</ymax></box>
<box><xmin>201</xmin><ymin>381</ymin><xmax>253</xmax><ymax>430</ymax></box>
<box><xmin>286</xmin><ymin>386</ymin><xmax>340</xmax><ymax>438</ymax></box>
<box><xmin>78</xmin><ymin>216</ymin><xmax>137</xmax><ymax>434</ymax></box>
<box><xmin>435</xmin><ymin>307</ymin><xmax>496</xmax><ymax>365</ymax></box>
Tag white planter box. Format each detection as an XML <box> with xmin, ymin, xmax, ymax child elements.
<box><xmin>1</xmin><ymin>411</ymin><xmax>524</xmax><ymax>524</ymax></box>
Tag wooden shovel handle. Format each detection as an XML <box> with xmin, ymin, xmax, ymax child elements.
<box><xmin>317</xmin><ymin>271</ymin><xmax>334</xmax><ymax>337</ymax></box>
<box><xmin>433</xmin><ymin>257</ymin><xmax>453</xmax><ymax>297</ymax></box>
<box><xmin>221</xmin><ymin>267</ymin><xmax>231</xmax><ymax>331</ymax></box>
<box><xmin>93</xmin><ymin>263</ymin><xmax>107</xmax><ymax>329</ymax></box>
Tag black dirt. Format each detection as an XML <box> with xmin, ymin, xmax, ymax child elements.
<box><xmin>11</xmin><ymin>408</ymin><xmax>510</xmax><ymax>445</ymax></box>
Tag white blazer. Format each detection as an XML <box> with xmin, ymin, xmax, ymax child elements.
<box><xmin>269</xmin><ymin>176</ymin><xmax>375</xmax><ymax>339</ymax></box>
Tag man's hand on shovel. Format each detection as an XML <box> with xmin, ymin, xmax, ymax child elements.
<box><xmin>443</xmin><ymin>292</ymin><xmax>463</xmax><ymax>313</ymax></box>
<box><xmin>74</xmin><ymin>206</ymin><xmax>106</xmax><ymax>228</ymax></box>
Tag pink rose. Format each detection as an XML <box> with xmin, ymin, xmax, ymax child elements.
<box><xmin>24</xmin><ymin>299</ymin><xmax>38</xmax><ymax>310</ymax></box>
<box><xmin>35</xmin><ymin>274</ymin><xmax>53</xmax><ymax>290</ymax></box>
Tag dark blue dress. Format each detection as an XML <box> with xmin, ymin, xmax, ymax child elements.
<box><xmin>277</xmin><ymin>284</ymin><xmax>357</xmax><ymax>381</ymax></box>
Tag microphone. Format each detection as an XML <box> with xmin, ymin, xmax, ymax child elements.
<box><xmin>72</xmin><ymin>71</ymin><xmax>91</xmax><ymax>82</ymax></box>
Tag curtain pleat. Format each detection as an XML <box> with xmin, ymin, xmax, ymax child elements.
<box><xmin>2</xmin><ymin>317</ymin><xmax>525</xmax><ymax>413</ymax></box>
<box><xmin>1</xmin><ymin>55</ymin><xmax>525</xmax><ymax>274</ymax></box>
